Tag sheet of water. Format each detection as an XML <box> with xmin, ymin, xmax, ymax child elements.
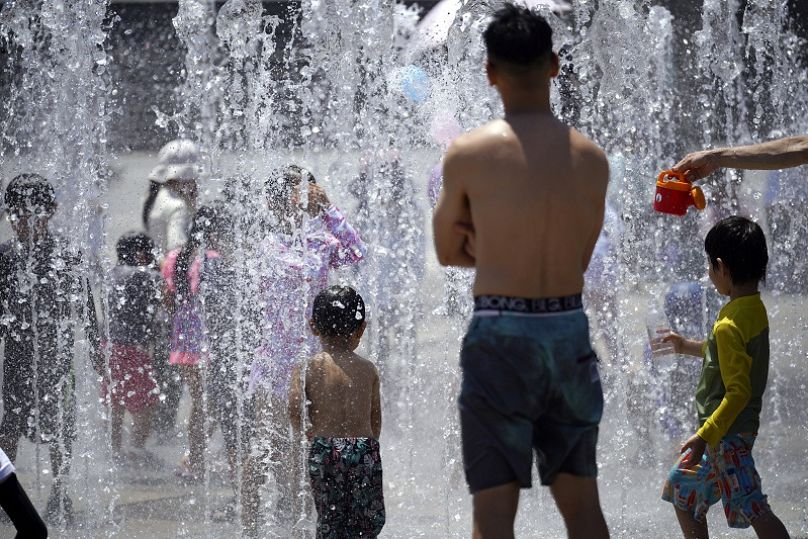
<box><xmin>0</xmin><ymin>1</ymin><xmax>806</xmax><ymax>537</ymax></box>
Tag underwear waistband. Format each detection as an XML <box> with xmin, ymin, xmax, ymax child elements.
<box><xmin>474</xmin><ymin>294</ymin><xmax>583</xmax><ymax>314</ymax></box>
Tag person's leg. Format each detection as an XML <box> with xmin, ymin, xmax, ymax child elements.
<box><xmin>309</xmin><ymin>437</ymin><xmax>351</xmax><ymax>537</ymax></box>
<box><xmin>268</xmin><ymin>395</ymin><xmax>298</xmax><ymax>529</ymax></box>
<box><xmin>46</xmin><ymin>435</ymin><xmax>74</xmax><ymax>523</ymax></box>
<box><xmin>0</xmin><ymin>414</ymin><xmax>23</xmax><ymax>463</ymax></box>
<box><xmin>181</xmin><ymin>366</ymin><xmax>205</xmax><ymax>474</ymax></box>
<box><xmin>152</xmin><ymin>335</ymin><xmax>182</xmax><ymax>440</ymax></box>
<box><xmin>471</xmin><ymin>482</ymin><xmax>520</xmax><ymax>539</ymax></box>
<box><xmin>241</xmin><ymin>391</ymin><xmax>270</xmax><ymax>537</ymax></box>
<box><xmin>131</xmin><ymin>405</ymin><xmax>154</xmax><ymax>450</ymax></box>
<box><xmin>110</xmin><ymin>403</ymin><xmax>124</xmax><ymax>453</ymax></box>
<box><xmin>751</xmin><ymin>511</ymin><xmax>790</xmax><ymax>539</ymax></box>
<box><xmin>0</xmin><ymin>474</ymin><xmax>48</xmax><ymax>539</ymax></box>
<box><xmin>548</xmin><ymin>474</ymin><xmax>609</xmax><ymax>539</ymax></box>
<box><xmin>674</xmin><ymin>506</ymin><xmax>709</xmax><ymax>539</ymax></box>
<box><xmin>241</xmin><ymin>454</ymin><xmax>266</xmax><ymax>537</ymax></box>
<box><xmin>347</xmin><ymin>438</ymin><xmax>386</xmax><ymax>538</ymax></box>
<box><xmin>712</xmin><ymin>436</ymin><xmax>788</xmax><ymax>538</ymax></box>
<box><xmin>662</xmin><ymin>447</ymin><xmax>717</xmax><ymax>539</ymax></box>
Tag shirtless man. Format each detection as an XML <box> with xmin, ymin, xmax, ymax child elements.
<box><xmin>289</xmin><ymin>285</ymin><xmax>385</xmax><ymax>538</ymax></box>
<box><xmin>432</xmin><ymin>6</ymin><xmax>609</xmax><ymax>539</ymax></box>
<box><xmin>673</xmin><ymin>135</ymin><xmax>808</xmax><ymax>181</ymax></box>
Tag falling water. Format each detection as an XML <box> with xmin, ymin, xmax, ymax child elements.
<box><xmin>0</xmin><ymin>0</ymin><xmax>806</xmax><ymax>537</ymax></box>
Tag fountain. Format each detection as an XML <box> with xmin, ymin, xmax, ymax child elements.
<box><xmin>0</xmin><ymin>0</ymin><xmax>806</xmax><ymax>537</ymax></box>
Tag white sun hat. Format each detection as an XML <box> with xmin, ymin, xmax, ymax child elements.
<box><xmin>149</xmin><ymin>139</ymin><xmax>204</xmax><ymax>183</ymax></box>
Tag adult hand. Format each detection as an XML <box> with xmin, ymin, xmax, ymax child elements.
<box><xmin>672</xmin><ymin>150</ymin><xmax>720</xmax><ymax>182</ymax></box>
<box><xmin>453</xmin><ymin>221</ymin><xmax>476</xmax><ymax>259</ymax></box>
<box><xmin>307</xmin><ymin>183</ymin><xmax>331</xmax><ymax>217</ymax></box>
<box><xmin>680</xmin><ymin>433</ymin><xmax>707</xmax><ymax>469</ymax></box>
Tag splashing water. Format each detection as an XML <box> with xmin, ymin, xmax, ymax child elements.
<box><xmin>0</xmin><ymin>1</ymin><xmax>807</xmax><ymax>537</ymax></box>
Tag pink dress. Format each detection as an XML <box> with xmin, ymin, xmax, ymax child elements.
<box><xmin>162</xmin><ymin>249</ymin><xmax>220</xmax><ymax>366</ymax></box>
<box><xmin>252</xmin><ymin>205</ymin><xmax>366</xmax><ymax>397</ymax></box>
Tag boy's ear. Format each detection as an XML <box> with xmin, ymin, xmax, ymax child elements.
<box><xmin>715</xmin><ymin>258</ymin><xmax>730</xmax><ymax>277</ymax></box>
<box><xmin>549</xmin><ymin>52</ymin><xmax>560</xmax><ymax>78</ymax></box>
<box><xmin>309</xmin><ymin>319</ymin><xmax>320</xmax><ymax>336</ymax></box>
<box><xmin>485</xmin><ymin>60</ymin><xmax>497</xmax><ymax>87</ymax></box>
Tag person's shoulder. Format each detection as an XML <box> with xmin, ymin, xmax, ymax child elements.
<box><xmin>569</xmin><ymin>129</ymin><xmax>608</xmax><ymax>176</ymax></box>
<box><xmin>444</xmin><ymin>121</ymin><xmax>511</xmax><ymax>181</ymax></box>
<box><xmin>353</xmin><ymin>353</ymin><xmax>379</xmax><ymax>379</ymax></box>
<box><xmin>162</xmin><ymin>249</ymin><xmax>180</xmax><ymax>274</ymax></box>
<box><xmin>136</xmin><ymin>265</ymin><xmax>162</xmax><ymax>284</ymax></box>
<box><xmin>151</xmin><ymin>190</ymin><xmax>187</xmax><ymax>218</ymax></box>
<box><xmin>719</xmin><ymin>295</ymin><xmax>769</xmax><ymax>340</ymax></box>
<box><xmin>307</xmin><ymin>351</ymin><xmax>333</xmax><ymax>372</ymax></box>
<box><xmin>451</xmin><ymin>120</ymin><xmax>511</xmax><ymax>151</ymax></box>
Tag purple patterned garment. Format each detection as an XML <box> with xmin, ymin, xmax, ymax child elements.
<box><xmin>251</xmin><ymin>205</ymin><xmax>365</xmax><ymax>396</ymax></box>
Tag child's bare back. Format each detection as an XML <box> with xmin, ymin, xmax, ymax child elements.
<box><xmin>305</xmin><ymin>349</ymin><xmax>381</xmax><ymax>439</ymax></box>
<box><xmin>289</xmin><ymin>285</ymin><xmax>386</xmax><ymax>537</ymax></box>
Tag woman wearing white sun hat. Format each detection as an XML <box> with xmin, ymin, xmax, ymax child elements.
<box><xmin>141</xmin><ymin>140</ymin><xmax>203</xmax><ymax>445</ymax></box>
<box><xmin>142</xmin><ymin>139</ymin><xmax>202</xmax><ymax>257</ymax></box>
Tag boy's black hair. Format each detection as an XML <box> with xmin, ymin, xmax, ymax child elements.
<box><xmin>483</xmin><ymin>4</ymin><xmax>553</xmax><ymax>68</ymax></box>
<box><xmin>312</xmin><ymin>285</ymin><xmax>366</xmax><ymax>338</ymax></box>
<box><xmin>116</xmin><ymin>231</ymin><xmax>155</xmax><ymax>266</ymax></box>
<box><xmin>704</xmin><ymin>216</ymin><xmax>768</xmax><ymax>284</ymax></box>
<box><xmin>4</xmin><ymin>173</ymin><xmax>57</xmax><ymax>214</ymax></box>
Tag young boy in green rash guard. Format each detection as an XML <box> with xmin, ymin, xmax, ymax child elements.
<box><xmin>654</xmin><ymin>216</ymin><xmax>789</xmax><ymax>539</ymax></box>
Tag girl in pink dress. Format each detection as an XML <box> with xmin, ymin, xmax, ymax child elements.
<box><xmin>162</xmin><ymin>205</ymin><xmax>226</xmax><ymax>479</ymax></box>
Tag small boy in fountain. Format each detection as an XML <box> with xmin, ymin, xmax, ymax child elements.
<box><xmin>289</xmin><ymin>285</ymin><xmax>385</xmax><ymax>538</ymax></box>
<box><xmin>653</xmin><ymin>216</ymin><xmax>790</xmax><ymax>539</ymax></box>
<box><xmin>0</xmin><ymin>173</ymin><xmax>101</xmax><ymax>524</ymax></box>
<box><xmin>103</xmin><ymin>232</ymin><xmax>162</xmax><ymax>463</ymax></box>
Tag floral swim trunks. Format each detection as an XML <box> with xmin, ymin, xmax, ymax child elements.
<box><xmin>308</xmin><ymin>437</ymin><xmax>385</xmax><ymax>538</ymax></box>
<box><xmin>662</xmin><ymin>433</ymin><xmax>772</xmax><ymax>528</ymax></box>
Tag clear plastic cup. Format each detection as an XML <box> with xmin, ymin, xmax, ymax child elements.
<box><xmin>647</xmin><ymin>306</ymin><xmax>676</xmax><ymax>373</ymax></box>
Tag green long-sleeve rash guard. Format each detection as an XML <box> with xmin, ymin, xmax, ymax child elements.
<box><xmin>695</xmin><ymin>293</ymin><xmax>770</xmax><ymax>448</ymax></box>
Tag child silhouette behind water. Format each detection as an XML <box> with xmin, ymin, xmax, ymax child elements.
<box><xmin>289</xmin><ymin>285</ymin><xmax>385</xmax><ymax>538</ymax></box>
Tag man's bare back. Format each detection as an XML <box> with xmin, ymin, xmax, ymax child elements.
<box><xmin>302</xmin><ymin>349</ymin><xmax>381</xmax><ymax>440</ymax></box>
<box><xmin>435</xmin><ymin>113</ymin><xmax>608</xmax><ymax>298</ymax></box>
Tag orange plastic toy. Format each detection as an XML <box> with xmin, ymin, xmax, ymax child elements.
<box><xmin>653</xmin><ymin>170</ymin><xmax>707</xmax><ymax>216</ymax></box>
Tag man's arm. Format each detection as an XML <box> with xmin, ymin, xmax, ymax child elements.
<box><xmin>673</xmin><ymin>135</ymin><xmax>808</xmax><ymax>181</ymax></box>
<box><xmin>580</xmin><ymin>150</ymin><xmax>609</xmax><ymax>272</ymax></box>
<box><xmin>370</xmin><ymin>370</ymin><xmax>381</xmax><ymax>440</ymax></box>
<box><xmin>432</xmin><ymin>142</ymin><xmax>475</xmax><ymax>267</ymax></box>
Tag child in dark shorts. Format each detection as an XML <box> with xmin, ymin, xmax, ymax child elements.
<box><xmin>289</xmin><ymin>286</ymin><xmax>384</xmax><ymax>539</ymax></box>
<box><xmin>654</xmin><ymin>216</ymin><xmax>789</xmax><ymax>538</ymax></box>
<box><xmin>103</xmin><ymin>232</ymin><xmax>162</xmax><ymax>461</ymax></box>
<box><xmin>0</xmin><ymin>173</ymin><xmax>101</xmax><ymax>523</ymax></box>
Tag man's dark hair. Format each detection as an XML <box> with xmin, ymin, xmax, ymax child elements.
<box><xmin>704</xmin><ymin>216</ymin><xmax>768</xmax><ymax>284</ymax></box>
<box><xmin>483</xmin><ymin>4</ymin><xmax>553</xmax><ymax>68</ymax></box>
<box><xmin>4</xmin><ymin>173</ymin><xmax>57</xmax><ymax>214</ymax></box>
<box><xmin>116</xmin><ymin>231</ymin><xmax>155</xmax><ymax>266</ymax></box>
<box><xmin>312</xmin><ymin>285</ymin><xmax>366</xmax><ymax>338</ymax></box>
